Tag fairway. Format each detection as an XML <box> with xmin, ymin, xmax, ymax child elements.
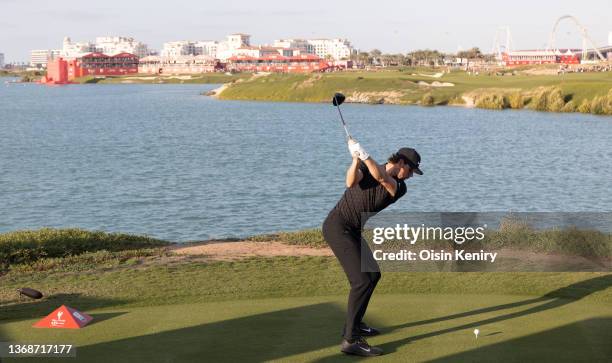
<box><xmin>216</xmin><ymin>69</ymin><xmax>612</xmax><ymax>115</ymax></box>
<box><xmin>2</xmin><ymin>288</ymin><xmax>611</xmax><ymax>362</ymax></box>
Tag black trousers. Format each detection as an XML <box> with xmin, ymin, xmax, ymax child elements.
<box><xmin>322</xmin><ymin>210</ymin><xmax>381</xmax><ymax>340</ymax></box>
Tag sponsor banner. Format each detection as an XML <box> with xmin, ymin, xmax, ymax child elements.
<box><xmin>33</xmin><ymin>305</ymin><xmax>93</xmax><ymax>329</ymax></box>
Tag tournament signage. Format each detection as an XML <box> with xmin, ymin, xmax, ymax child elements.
<box><xmin>33</xmin><ymin>305</ymin><xmax>93</xmax><ymax>329</ymax></box>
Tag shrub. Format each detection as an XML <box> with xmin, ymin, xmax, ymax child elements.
<box><xmin>577</xmin><ymin>99</ymin><xmax>591</xmax><ymax>113</ymax></box>
<box><xmin>547</xmin><ymin>88</ymin><xmax>565</xmax><ymax>112</ymax></box>
<box><xmin>529</xmin><ymin>88</ymin><xmax>550</xmax><ymax>111</ymax></box>
<box><xmin>483</xmin><ymin>217</ymin><xmax>611</xmax><ymax>258</ymax></box>
<box><xmin>475</xmin><ymin>93</ymin><xmax>509</xmax><ymax>109</ymax></box>
<box><xmin>604</xmin><ymin>89</ymin><xmax>612</xmax><ymax>114</ymax></box>
<box><xmin>0</xmin><ymin>228</ymin><xmax>170</xmax><ymax>266</ymax></box>
<box><xmin>529</xmin><ymin>87</ymin><xmax>566</xmax><ymax>112</ymax></box>
<box><xmin>507</xmin><ymin>92</ymin><xmax>524</xmax><ymax>109</ymax></box>
<box><xmin>590</xmin><ymin>96</ymin><xmax>606</xmax><ymax>115</ymax></box>
<box><xmin>421</xmin><ymin>93</ymin><xmax>435</xmax><ymax>106</ymax></box>
<box><xmin>448</xmin><ymin>95</ymin><xmax>465</xmax><ymax>105</ymax></box>
<box><xmin>561</xmin><ymin>100</ymin><xmax>576</xmax><ymax>113</ymax></box>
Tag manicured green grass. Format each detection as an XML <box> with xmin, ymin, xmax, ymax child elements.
<box><xmin>2</xmin><ymin>252</ymin><xmax>610</xmax><ymax>320</ymax></box>
<box><xmin>218</xmin><ymin>69</ymin><xmax>612</xmax><ymax>114</ymax></box>
<box><xmin>1</xmin><ymin>235</ymin><xmax>610</xmax><ymax>362</ymax></box>
<box><xmin>1</xmin><ymin>278</ymin><xmax>610</xmax><ymax>362</ymax></box>
<box><xmin>1</xmin><ymin>227</ymin><xmax>609</xmax><ymax>361</ymax></box>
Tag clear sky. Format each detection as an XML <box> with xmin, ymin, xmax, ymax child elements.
<box><xmin>1</xmin><ymin>0</ymin><xmax>610</xmax><ymax>62</ymax></box>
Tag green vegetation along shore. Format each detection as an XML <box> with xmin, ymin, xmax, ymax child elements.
<box><xmin>1</xmin><ymin>228</ymin><xmax>610</xmax><ymax>362</ymax></box>
<box><xmin>216</xmin><ymin>68</ymin><xmax>612</xmax><ymax>115</ymax></box>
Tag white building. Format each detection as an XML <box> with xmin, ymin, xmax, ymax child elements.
<box><xmin>30</xmin><ymin>49</ymin><xmax>61</xmax><ymax>68</ymax></box>
<box><xmin>0</xmin><ymin>53</ymin><xmax>4</xmax><ymax>68</ymax></box>
<box><xmin>195</xmin><ymin>41</ymin><xmax>219</xmax><ymax>58</ymax></box>
<box><xmin>95</xmin><ymin>36</ymin><xmax>150</xmax><ymax>58</ymax></box>
<box><xmin>273</xmin><ymin>39</ymin><xmax>314</xmax><ymax>55</ymax></box>
<box><xmin>162</xmin><ymin>40</ymin><xmax>219</xmax><ymax>59</ymax></box>
<box><xmin>61</xmin><ymin>36</ymin><xmax>150</xmax><ymax>59</ymax></box>
<box><xmin>216</xmin><ymin>34</ymin><xmax>252</xmax><ymax>61</ymax></box>
<box><xmin>162</xmin><ymin>41</ymin><xmax>197</xmax><ymax>57</ymax></box>
<box><xmin>306</xmin><ymin>38</ymin><xmax>354</xmax><ymax>60</ymax></box>
<box><xmin>61</xmin><ymin>37</ymin><xmax>96</xmax><ymax>58</ymax></box>
<box><xmin>226</xmin><ymin>34</ymin><xmax>251</xmax><ymax>49</ymax></box>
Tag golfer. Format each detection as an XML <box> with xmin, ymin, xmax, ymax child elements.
<box><xmin>323</xmin><ymin>139</ymin><xmax>422</xmax><ymax>357</ymax></box>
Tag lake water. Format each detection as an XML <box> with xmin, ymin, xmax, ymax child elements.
<box><xmin>1</xmin><ymin>79</ymin><xmax>611</xmax><ymax>241</ymax></box>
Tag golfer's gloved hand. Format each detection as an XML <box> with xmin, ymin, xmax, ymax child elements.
<box><xmin>348</xmin><ymin>139</ymin><xmax>370</xmax><ymax>161</ymax></box>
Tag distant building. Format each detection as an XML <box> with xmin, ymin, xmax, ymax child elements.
<box><xmin>61</xmin><ymin>36</ymin><xmax>150</xmax><ymax>59</ymax></box>
<box><xmin>273</xmin><ymin>39</ymin><xmax>314</xmax><ymax>55</ymax></box>
<box><xmin>502</xmin><ymin>49</ymin><xmax>580</xmax><ymax>66</ymax></box>
<box><xmin>306</xmin><ymin>39</ymin><xmax>354</xmax><ymax>60</ymax></box>
<box><xmin>161</xmin><ymin>40</ymin><xmax>219</xmax><ymax>59</ymax></box>
<box><xmin>196</xmin><ymin>41</ymin><xmax>219</xmax><ymax>58</ymax></box>
<box><xmin>156</xmin><ymin>34</ymin><xmax>355</xmax><ymax>64</ymax></box>
<box><xmin>30</xmin><ymin>49</ymin><xmax>61</xmax><ymax>68</ymax></box>
<box><xmin>162</xmin><ymin>41</ymin><xmax>197</xmax><ymax>57</ymax></box>
<box><xmin>61</xmin><ymin>37</ymin><xmax>97</xmax><ymax>58</ymax></box>
<box><xmin>139</xmin><ymin>55</ymin><xmax>222</xmax><ymax>74</ymax></box>
<box><xmin>227</xmin><ymin>54</ymin><xmax>330</xmax><ymax>73</ymax></box>
<box><xmin>42</xmin><ymin>52</ymin><xmax>138</xmax><ymax>84</ymax></box>
<box><xmin>0</xmin><ymin>53</ymin><xmax>4</xmax><ymax>68</ymax></box>
<box><xmin>216</xmin><ymin>34</ymin><xmax>252</xmax><ymax>61</ymax></box>
<box><xmin>95</xmin><ymin>36</ymin><xmax>150</xmax><ymax>58</ymax></box>
<box><xmin>226</xmin><ymin>34</ymin><xmax>251</xmax><ymax>50</ymax></box>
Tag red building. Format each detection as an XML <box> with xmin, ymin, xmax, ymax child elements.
<box><xmin>42</xmin><ymin>58</ymin><xmax>70</xmax><ymax>84</ymax></box>
<box><xmin>502</xmin><ymin>49</ymin><xmax>580</xmax><ymax>66</ymax></box>
<box><xmin>41</xmin><ymin>52</ymin><xmax>138</xmax><ymax>84</ymax></box>
<box><xmin>227</xmin><ymin>54</ymin><xmax>330</xmax><ymax>73</ymax></box>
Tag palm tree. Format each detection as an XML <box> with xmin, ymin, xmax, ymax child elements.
<box><xmin>370</xmin><ymin>49</ymin><xmax>382</xmax><ymax>65</ymax></box>
<box><xmin>357</xmin><ymin>52</ymin><xmax>372</xmax><ymax>66</ymax></box>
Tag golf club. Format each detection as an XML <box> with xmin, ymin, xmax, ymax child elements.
<box><xmin>332</xmin><ymin>93</ymin><xmax>351</xmax><ymax>139</ymax></box>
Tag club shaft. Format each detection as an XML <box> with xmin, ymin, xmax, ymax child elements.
<box><xmin>336</xmin><ymin>105</ymin><xmax>351</xmax><ymax>138</ymax></box>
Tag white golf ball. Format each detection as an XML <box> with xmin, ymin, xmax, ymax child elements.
<box><xmin>473</xmin><ymin>328</ymin><xmax>480</xmax><ymax>337</ymax></box>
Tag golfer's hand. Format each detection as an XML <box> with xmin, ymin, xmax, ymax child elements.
<box><xmin>348</xmin><ymin>139</ymin><xmax>369</xmax><ymax>161</ymax></box>
<box><xmin>348</xmin><ymin>138</ymin><xmax>360</xmax><ymax>158</ymax></box>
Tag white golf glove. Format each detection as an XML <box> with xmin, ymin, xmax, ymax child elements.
<box><xmin>348</xmin><ymin>139</ymin><xmax>370</xmax><ymax>161</ymax></box>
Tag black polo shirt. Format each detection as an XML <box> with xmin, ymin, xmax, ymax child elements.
<box><xmin>333</xmin><ymin>163</ymin><xmax>407</xmax><ymax>230</ymax></box>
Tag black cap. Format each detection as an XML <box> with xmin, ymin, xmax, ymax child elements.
<box><xmin>396</xmin><ymin>148</ymin><xmax>423</xmax><ymax>175</ymax></box>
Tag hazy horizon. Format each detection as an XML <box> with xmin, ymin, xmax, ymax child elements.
<box><xmin>1</xmin><ymin>0</ymin><xmax>610</xmax><ymax>62</ymax></box>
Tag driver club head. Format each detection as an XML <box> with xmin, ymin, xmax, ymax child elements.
<box><xmin>332</xmin><ymin>93</ymin><xmax>345</xmax><ymax>106</ymax></box>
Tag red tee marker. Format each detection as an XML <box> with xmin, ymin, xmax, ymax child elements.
<box><xmin>33</xmin><ymin>305</ymin><xmax>93</xmax><ymax>329</ymax></box>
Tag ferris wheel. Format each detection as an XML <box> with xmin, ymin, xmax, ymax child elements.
<box><xmin>546</xmin><ymin>15</ymin><xmax>605</xmax><ymax>61</ymax></box>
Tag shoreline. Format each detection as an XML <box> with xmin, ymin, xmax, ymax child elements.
<box><xmin>9</xmin><ymin>70</ymin><xmax>612</xmax><ymax>115</ymax></box>
<box><xmin>213</xmin><ymin>70</ymin><xmax>612</xmax><ymax>115</ymax></box>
